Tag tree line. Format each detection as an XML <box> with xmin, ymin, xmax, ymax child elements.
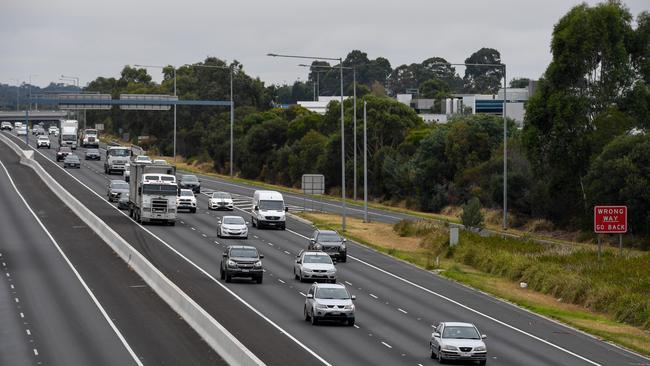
<box><xmin>79</xmin><ymin>1</ymin><xmax>650</xmax><ymax>244</ymax></box>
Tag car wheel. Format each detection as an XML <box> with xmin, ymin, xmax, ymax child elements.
<box><xmin>340</xmin><ymin>256</ymin><xmax>347</xmax><ymax>263</ymax></box>
<box><xmin>256</xmin><ymin>276</ymin><xmax>263</xmax><ymax>284</ymax></box>
<box><xmin>478</xmin><ymin>361</ymin><xmax>486</xmax><ymax>365</ymax></box>
<box><xmin>299</xmin><ymin>270</ymin><xmax>304</xmax><ymax>283</ymax></box>
<box><xmin>225</xmin><ymin>273</ymin><xmax>232</xmax><ymax>283</ymax></box>
<box><xmin>430</xmin><ymin>345</ymin><xmax>436</xmax><ymax>359</ymax></box>
<box><xmin>251</xmin><ymin>217</ymin><xmax>256</xmax><ymax>228</ymax></box>
<box><xmin>347</xmin><ymin>318</ymin><xmax>355</xmax><ymax>326</ymax></box>
<box><xmin>190</xmin><ymin>208</ymin><xmax>196</xmax><ymax>213</ymax></box>
<box><xmin>304</xmin><ymin>306</ymin><xmax>310</xmax><ymax>321</ymax></box>
<box><xmin>220</xmin><ymin>267</ymin><xmax>225</xmax><ymax>280</ymax></box>
<box><xmin>310</xmin><ymin>312</ymin><xmax>319</xmax><ymax>325</ymax></box>
<box><xmin>438</xmin><ymin>348</ymin><xmax>445</xmax><ymax>364</ymax></box>
<box><xmin>217</xmin><ymin>228</ymin><xmax>221</xmax><ymax>238</ymax></box>
<box><xmin>243</xmin><ymin>236</ymin><xmax>248</xmax><ymax>240</ymax></box>
<box><xmin>294</xmin><ymin>268</ymin><xmax>299</xmax><ymax>280</ymax></box>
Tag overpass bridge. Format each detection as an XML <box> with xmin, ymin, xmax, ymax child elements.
<box><xmin>0</xmin><ymin>110</ymin><xmax>68</xmax><ymax>125</ymax></box>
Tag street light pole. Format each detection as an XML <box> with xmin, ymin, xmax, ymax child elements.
<box><xmin>363</xmin><ymin>101</ymin><xmax>368</xmax><ymax>223</ymax></box>
<box><xmin>269</xmin><ymin>53</ymin><xmax>347</xmax><ymax>230</ymax></box>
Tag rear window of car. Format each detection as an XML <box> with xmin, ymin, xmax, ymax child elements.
<box><xmin>230</xmin><ymin>248</ymin><xmax>258</xmax><ymax>258</ymax></box>
<box><xmin>60</xmin><ymin>147</ymin><xmax>71</xmax><ymax>152</ymax></box>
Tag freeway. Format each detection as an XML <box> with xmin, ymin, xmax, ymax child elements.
<box><xmin>5</xmin><ymin>131</ymin><xmax>650</xmax><ymax>366</ymax></box>
<box><xmin>0</xmin><ymin>140</ymin><xmax>224</xmax><ymax>365</ymax></box>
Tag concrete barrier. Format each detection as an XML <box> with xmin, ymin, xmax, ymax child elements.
<box><xmin>0</xmin><ymin>133</ymin><xmax>264</xmax><ymax>366</ymax></box>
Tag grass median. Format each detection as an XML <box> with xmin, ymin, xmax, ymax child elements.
<box><xmin>297</xmin><ymin>211</ymin><xmax>650</xmax><ymax>357</ymax></box>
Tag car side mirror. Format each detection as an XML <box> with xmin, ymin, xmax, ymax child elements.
<box><xmin>351</xmin><ymin>295</ymin><xmax>356</xmax><ymax>300</ymax></box>
<box><xmin>285</xmin><ymin>206</ymin><xmax>289</xmax><ymax>212</ymax></box>
<box><xmin>245</xmin><ymin>222</ymin><xmax>250</xmax><ymax>225</ymax></box>
<box><xmin>254</xmin><ymin>206</ymin><xmax>259</xmax><ymax>211</ymax></box>
<box><xmin>259</xmin><ymin>254</ymin><xmax>264</xmax><ymax>259</ymax></box>
<box><xmin>222</xmin><ymin>253</ymin><xmax>227</xmax><ymax>257</ymax></box>
<box><xmin>306</xmin><ymin>294</ymin><xmax>313</xmax><ymax>299</ymax></box>
<box><xmin>343</xmin><ymin>238</ymin><xmax>347</xmax><ymax>242</ymax></box>
<box><xmin>433</xmin><ymin>332</ymin><xmax>440</xmax><ymax>338</ymax></box>
<box><xmin>310</xmin><ymin>239</ymin><xmax>316</xmax><ymax>243</ymax></box>
<box><xmin>481</xmin><ymin>334</ymin><xmax>487</xmax><ymax>339</ymax></box>
<box><xmin>296</xmin><ymin>260</ymin><xmax>301</xmax><ymax>264</ymax></box>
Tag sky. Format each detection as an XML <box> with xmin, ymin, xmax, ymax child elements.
<box><xmin>1</xmin><ymin>0</ymin><xmax>648</xmax><ymax>88</ymax></box>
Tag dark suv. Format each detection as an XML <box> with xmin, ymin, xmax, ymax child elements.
<box><xmin>220</xmin><ymin>245</ymin><xmax>264</xmax><ymax>283</ymax></box>
<box><xmin>178</xmin><ymin>174</ymin><xmax>201</xmax><ymax>193</ymax></box>
<box><xmin>307</xmin><ymin>229</ymin><xmax>347</xmax><ymax>262</ymax></box>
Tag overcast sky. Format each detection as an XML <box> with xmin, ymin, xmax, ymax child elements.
<box><xmin>1</xmin><ymin>0</ymin><xmax>647</xmax><ymax>88</ymax></box>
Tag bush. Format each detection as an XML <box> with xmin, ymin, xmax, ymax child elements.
<box><xmin>461</xmin><ymin>197</ymin><xmax>484</xmax><ymax>229</ymax></box>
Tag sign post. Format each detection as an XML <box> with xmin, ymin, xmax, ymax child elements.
<box><xmin>593</xmin><ymin>205</ymin><xmax>628</xmax><ymax>258</ymax></box>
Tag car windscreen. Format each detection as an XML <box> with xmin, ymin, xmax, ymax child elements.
<box><xmin>180</xmin><ymin>191</ymin><xmax>194</xmax><ymax>197</ymax></box>
<box><xmin>60</xmin><ymin>148</ymin><xmax>71</xmax><ymax>152</ymax></box>
<box><xmin>65</xmin><ymin>156</ymin><xmax>80</xmax><ymax>162</ymax></box>
<box><xmin>212</xmin><ymin>192</ymin><xmax>231</xmax><ymax>199</ymax></box>
<box><xmin>315</xmin><ymin>287</ymin><xmax>349</xmax><ymax>300</ymax></box>
<box><xmin>38</xmin><ymin>137</ymin><xmax>48</xmax><ymax>141</ymax></box>
<box><xmin>442</xmin><ymin>326</ymin><xmax>480</xmax><ymax>339</ymax></box>
<box><xmin>112</xmin><ymin>183</ymin><xmax>129</xmax><ymax>190</ymax></box>
<box><xmin>303</xmin><ymin>255</ymin><xmax>332</xmax><ymax>264</ymax></box>
<box><xmin>142</xmin><ymin>184</ymin><xmax>177</xmax><ymax>195</ymax></box>
<box><xmin>160</xmin><ymin>176</ymin><xmax>175</xmax><ymax>181</ymax></box>
<box><xmin>87</xmin><ymin>149</ymin><xmax>99</xmax><ymax>154</ymax></box>
<box><xmin>259</xmin><ymin>200</ymin><xmax>283</xmax><ymax>211</ymax></box>
<box><xmin>230</xmin><ymin>248</ymin><xmax>258</xmax><ymax>258</ymax></box>
<box><xmin>318</xmin><ymin>233</ymin><xmax>342</xmax><ymax>242</ymax></box>
<box><xmin>182</xmin><ymin>175</ymin><xmax>198</xmax><ymax>182</ymax></box>
<box><xmin>223</xmin><ymin>217</ymin><xmax>245</xmax><ymax>225</ymax></box>
<box><xmin>62</xmin><ymin>135</ymin><xmax>75</xmax><ymax>141</ymax></box>
<box><xmin>108</xmin><ymin>149</ymin><xmax>129</xmax><ymax>157</ymax></box>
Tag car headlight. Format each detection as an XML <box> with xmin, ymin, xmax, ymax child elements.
<box><xmin>302</xmin><ymin>268</ymin><xmax>313</xmax><ymax>273</ymax></box>
<box><xmin>442</xmin><ymin>345</ymin><xmax>458</xmax><ymax>351</ymax></box>
<box><xmin>314</xmin><ymin>244</ymin><xmax>322</xmax><ymax>250</ymax></box>
<box><xmin>340</xmin><ymin>244</ymin><xmax>346</xmax><ymax>250</ymax></box>
<box><xmin>254</xmin><ymin>261</ymin><xmax>262</xmax><ymax>268</ymax></box>
<box><xmin>344</xmin><ymin>304</ymin><xmax>354</xmax><ymax>310</ymax></box>
<box><xmin>474</xmin><ymin>346</ymin><xmax>486</xmax><ymax>352</ymax></box>
<box><xmin>316</xmin><ymin>304</ymin><xmax>328</xmax><ymax>310</ymax></box>
<box><xmin>227</xmin><ymin>260</ymin><xmax>236</xmax><ymax>267</ymax></box>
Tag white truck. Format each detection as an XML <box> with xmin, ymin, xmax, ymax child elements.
<box><xmin>59</xmin><ymin>120</ymin><xmax>79</xmax><ymax>149</ymax></box>
<box><xmin>80</xmin><ymin>128</ymin><xmax>99</xmax><ymax>148</ymax></box>
<box><xmin>128</xmin><ymin>163</ymin><xmax>178</xmax><ymax>225</ymax></box>
<box><xmin>104</xmin><ymin>146</ymin><xmax>131</xmax><ymax>174</ymax></box>
<box><xmin>251</xmin><ymin>190</ymin><xmax>288</xmax><ymax>229</ymax></box>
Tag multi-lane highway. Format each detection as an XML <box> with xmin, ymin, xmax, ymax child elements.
<box><xmin>2</xmin><ymin>130</ymin><xmax>649</xmax><ymax>366</ymax></box>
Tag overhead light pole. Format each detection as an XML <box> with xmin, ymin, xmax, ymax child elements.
<box><xmin>184</xmin><ymin>63</ymin><xmax>235</xmax><ymax>177</ymax></box>
<box><xmin>269</xmin><ymin>53</ymin><xmax>347</xmax><ymax>231</ymax></box>
<box><xmin>134</xmin><ymin>64</ymin><xmax>177</xmax><ymax>161</ymax></box>
<box><xmin>299</xmin><ymin>63</ymin><xmax>358</xmax><ymax>201</ymax></box>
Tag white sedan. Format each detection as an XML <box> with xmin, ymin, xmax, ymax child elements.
<box><xmin>209</xmin><ymin>191</ymin><xmax>234</xmax><ymax>210</ymax></box>
<box><xmin>37</xmin><ymin>136</ymin><xmax>51</xmax><ymax>149</ymax></box>
<box><xmin>294</xmin><ymin>250</ymin><xmax>337</xmax><ymax>283</ymax></box>
<box><xmin>177</xmin><ymin>189</ymin><xmax>197</xmax><ymax>213</ymax></box>
<box><xmin>217</xmin><ymin>216</ymin><xmax>248</xmax><ymax>239</ymax></box>
<box><xmin>430</xmin><ymin>322</ymin><xmax>487</xmax><ymax>364</ymax></box>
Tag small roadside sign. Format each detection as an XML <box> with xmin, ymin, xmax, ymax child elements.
<box><xmin>594</xmin><ymin>205</ymin><xmax>627</xmax><ymax>234</ymax></box>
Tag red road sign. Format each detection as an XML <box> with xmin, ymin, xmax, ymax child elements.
<box><xmin>594</xmin><ymin>206</ymin><xmax>627</xmax><ymax>234</ymax></box>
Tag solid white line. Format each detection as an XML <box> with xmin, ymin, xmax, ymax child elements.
<box><xmin>299</xmin><ymin>292</ymin><xmax>306</xmax><ymax>297</ymax></box>
<box><xmin>10</xmin><ymin>149</ymin><xmax>332</xmax><ymax>366</ymax></box>
<box><xmin>283</xmin><ymin>229</ymin><xmax>601</xmax><ymax>365</ymax></box>
<box><xmin>278</xmin><ymin>279</ymin><xmax>286</xmax><ymax>284</ymax></box>
<box><xmin>381</xmin><ymin>341</ymin><xmax>392</xmax><ymax>349</ymax></box>
<box><xmin>0</xmin><ymin>160</ymin><xmax>143</xmax><ymax>366</ymax></box>
<box><xmin>398</xmin><ymin>308</ymin><xmax>408</xmax><ymax>314</ymax></box>
<box><xmin>369</xmin><ymin>294</ymin><xmax>378</xmax><ymax>299</ymax></box>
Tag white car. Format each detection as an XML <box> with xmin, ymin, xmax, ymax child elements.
<box><xmin>16</xmin><ymin>126</ymin><xmax>27</xmax><ymax>136</ymax></box>
<box><xmin>36</xmin><ymin>136</ymin><xmax>51</xmax><ymax>149</ymax></box>
<box><xmin>209</xmin><ymin>191</ymin><xmax>234</xmax><ymax>210</ymax></box>
<box><xmin>153</xmin><ymin>159</ymin><xmax>168</xmax><ymax>165</ymax></box>
<box><xmin>294</xmin><ymin>250</ymin><xmax>337</xmax><ymax>283</ymax></box>
<box><xmin>217</xmin><ymin>216</ymin><xmax>248</xmax><ymax>239</ymax></box>
<box><xmin>177</xmin><ymin>189</ymin><xmax>197</xmax><ymax>213</ymax></box>
<box><xmin>1</xmin><ymin>121</ymin><xmax>12</xmax><ymax>131</ymax></box>
<box><xmin>48</xmin><ymin>126</ymin><xmax>59</xmax><ymax>136</ymax></box>
<box><xmin>133</xmin><ymin>155</ymin><xmax>152</xmax><ymax>164</ymax></box>
<box><xmin>304</xmin><ymin>283</ymin><xmax>355</xmax><ymax>326</ymax></box>
<box><xmin>430</xmin><ymin>322</ymin><xmax>487</xmax><ymax>364</ymax></box>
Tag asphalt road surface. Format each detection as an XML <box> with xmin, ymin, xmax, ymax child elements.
<box><xmin>3</xmin><ymin>131</ymin><xmax>649</xmax><ymax>366</ymax></box>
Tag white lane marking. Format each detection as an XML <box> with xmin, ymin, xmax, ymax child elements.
<box><xmin>398</xmin><ymin>308</ymin><xmax>408</xmax><ymax>314</ymax></box>
<box><xmin>278</xmin><ymin>279</ymin><xmax>286</xmax><ymax>284</ymax></box>
<box><xmin>26</xmin><ymin>329</ymin><xmax>31</xmax><ymax>336</ymax></box>
<box><xmin>33</xmin><ymin>349</ymin><xmax>38</xmax><ymax>356</ymax></box>
<box><xmin>16</xmin><ymin>153</ymin><xmax>333</xmax><ymax>366</ymax></box>
<box><xmin>345</xmin><ymin>281</ymin><xmax>353</xmax><ymax>286</ymax></box>
<box><xmin>268</xmin><ymin>243</ymin><xmax>274</xmax><ymax>246</ymax></box>
<box><xmin>190</xmin><ymin>227</ymin><xmax>196</xmax><ymax>231</ymax></box>
<box><xmin>14</xmin><ymin>297</ymin><xmax>19</xmax><ymax>303</ymax></box>
<box><xmin>283</xmin><ymin>227</ymin><xmax>603</xmax><ymax>366</ymax></box>
<box><xmin>369</xmin><ymin>294</ymin><xmax>378</xmax><ymax>299</ymax></box>
<box><xmin>6</xmin><ymin>273</ymin><xmax>10</xmax><ymax>277</ymax></box>
<box><xmin>10</xmin><ymin>284</ymin><xmax>14</xmax><ymax>289</ymax></box>
<box><xmin>353</xmin><ymin>325</ymin><xmax>359</xmax><ymax>329</ymax></box>
<box><xmin>253</xmin><ymin>235</ymin><xmax>258</xmax><ymax>239</ymax></box>
<box><xmin>20</xmin><ymin>312</ymin><xmax>24</xmax><ymax>318</ymax></box>
<box><xmin>202</xmin><ymin>234</ymin><xmax>207</xmax><ymax>238</ymax></box>
<box><xmin>214</xmin><ymin>241</ymin><xmax>219</xmax><ymax>244</ymax></box>
<box><xmin>381</xmin><ymin>341</ymin><xmax>392</xmax><ymax>349</ymax></box>
<box><xmin>2</xmin><ymin>262</ymin><xmax>5</xmax><ymax>266</ymax></box>
<box><xmin>283</xmin><ymin>250</ymin><xmax>291</xmax><ymax>255</ymax></box>
<box><xmin>0</xmin><ymin>160</ymin><xmax>143</xmax><ymax>366</ymax></box>
<box><xmin>180</xmin><ymin>221</ymin><xmax>185</xmax><ymax>224</ymax></box>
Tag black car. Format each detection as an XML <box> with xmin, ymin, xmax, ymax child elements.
<box><xmin>117</xmin><ymin>193</ymin><xmax>130</xmax><ymax>210</ymax></box>
<box><xmin>63</xmin><ymin>154</ymin><xmax>81</xmax><ymax>169</ymax></box>
<box><xmin>56</xmin><ymin>146</ymin><xmax>72</xmax><ymax>161</ymax></box>
<box><xmin>307</xmin><ymin>229</ymin><xmax>347</xmax><ymax>262</ymax></box>
<box><xmin>220</xmin><ymin>245</ymin><xmax>264</xmax><ymax>283</ymax></box>
<box><xmin>107</xmin><ymin>180</ymin><xmax>129</xmax><ymax>202</ymax></box>
<box><xmin>85</xmin><ymin>148</ymin><xmax>101</xmax><ymax>160</ymax></box>
<box><xmin>178</xmin><ymin>174</ymin><xmax>201</xmax><ymax>193</ymax></box>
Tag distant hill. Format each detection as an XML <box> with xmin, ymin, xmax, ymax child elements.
<box><xmin>0</xmin><ymin>82</ymin><xmax>81</xmax><ymax>110</ymax></box>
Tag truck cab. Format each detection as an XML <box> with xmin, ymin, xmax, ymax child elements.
<box><xmin>251</xmin><ymin>190</ymin><xmax>288</xmax><ymax>230</ymax></box>
<box><xmin>128</xmin><ymin>163</ymin><xmax>178</xmax><ymax>225</ymax></box>
<box><xmin>81</xmin><ymin>128</ymin><xmax>99</xmax><ymax>148</ymax></box>
<box><xmin>104</xmin><ymin>146</ymin><xmax>131</xmax><ymax>174</ymax></box>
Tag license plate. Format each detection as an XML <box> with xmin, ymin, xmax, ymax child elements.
<box><xmin>330</xmin><ymin>312</ymin><xmax>339</xmax><ymax>316</ymax></box>
<box><xmin>241</xmin><ymin>269</ymin><xmax>249</xmax><ymax>273</ymax></box>
<box><xmin>461</xmin><ymin>352</ymin><xmax>471</xmax><ymax>357</ymax></box>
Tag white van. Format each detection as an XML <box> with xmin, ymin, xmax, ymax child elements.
<box><xmin>251</xmin><ymin>190</ymin><xmax>287</xmax><ymax>230</ymax></box>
